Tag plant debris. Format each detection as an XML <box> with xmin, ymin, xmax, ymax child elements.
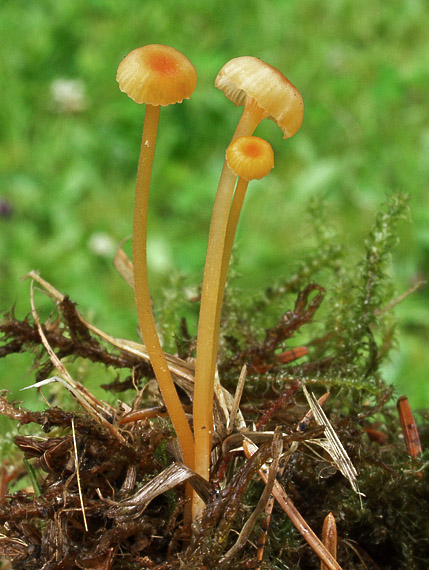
<box><xmin>0</xmin><ymin>196</ymin><xmax>428</xmax><ymax>569</ymax></box>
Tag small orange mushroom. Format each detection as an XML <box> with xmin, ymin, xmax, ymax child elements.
<box><xmin>226</xmin><ymin>135</ymin><xmax>274</xmax><ymax>181</ymax></box>
<box><xmin>117</xmin><ymin>45</ymin><xmax>196</xmax><ymax>471</ymax></box>
<box><xmin>193</xmin><ymin>57</ymin><xmax>303</xmax><ymax>508</ymax></box>
<box><xmin>222</xmin><ymin>136</ymin><xmax>275</xmax><ymax>288</ymax></box>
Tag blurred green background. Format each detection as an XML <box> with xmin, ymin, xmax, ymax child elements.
<box><xmin>0</xmin><ymin>0</ymin><xmax>428</xmax><ymax>408</ymax></box>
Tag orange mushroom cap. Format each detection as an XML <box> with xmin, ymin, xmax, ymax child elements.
<box><xmin>226</xmin><ymin>136</ymin><xmax>274</xmax><ymax>181</ymax></box>
<box><xmin>215</xmin><ymin>56</ymin><xmax>304</xmax><ymax>139</ymax></box>
<box><xmin>117</xmin><ymin>44</ymin><xmax>197</xmax><ymax>106</ymax></box>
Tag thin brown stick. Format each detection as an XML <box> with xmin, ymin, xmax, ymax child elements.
<box><xmin>255</xmin><ymin>443</ymin><xmax>294</xmax><ymax>568</ymax></box>
<box><xmin>243</xmin><ymin>439</ymin><xmax>343</xmax><ymax>570</ymax></box>
<box><xmin>27</xmin><ymin>280</ymin><xmax>126</xmax><ymax>444</ymax></box>
<box><xmin>397</xmin><ymin>396</ymin><xmax>422</xmax><ymax>459</ymax></box>
<box><xmin>25</xmin><ymin>271</ymin><xmax>196</xmax><ymax>385</ymax></box>
<box><xmin>220</xmin><ymin>429</ymin><xmax>283</xmax><ymax>564</ymax></box>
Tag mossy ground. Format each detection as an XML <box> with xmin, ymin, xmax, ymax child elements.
<box><xmin>0</xmin><ymin>196</ymin><xmax>427</xmax><ymax>569</ymax></box>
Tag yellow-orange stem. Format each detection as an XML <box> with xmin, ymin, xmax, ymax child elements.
<box><xmin>133</xmin><ymin>104</ymin><xmax>194</xmax><ymax>471</ymax></box>
<box><xmin>193</xmin><ymin>99</ymin><xmax>269</xmax><ymax>520</ymax></box>
<box><xmin>219</xmin><ymin>177</ymin><xmax>249</xmax><ymax>312</ymax></box>
<box><xmin>209</xmin><ymin>176</ymin><xmax>249</xmax><ymax>397</ymax></box>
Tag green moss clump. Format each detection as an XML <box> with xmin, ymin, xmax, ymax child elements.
<box><xmin>0</xmin><ymin>194</ymin><xmax>427</xmax><ymax>569</ymax></box>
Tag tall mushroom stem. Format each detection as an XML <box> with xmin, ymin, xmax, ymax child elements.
<box><xmin>206</xmin><ymin>178</ymin><xmax>251</xmax><ymax>405</ymax></box>
<box><xmin>193</xmin><ymin>110</ymin><xmax>270</xmax><ymax>516</ymax></box>
<box><xmin>117</xmin><ymin>44</ymin><xmax>197</xmax><ymax>473</ymax></box>
<box><xmin>231</xmin><ymin>97</ymin><xmax>270</xmax><ymax>140</ymax></box>
<box><xmin>193</xmin><ymin>158</ymin><xmax>237</xmax><ymax>513</ymax></box>
<box><xmin>133</xmin><ymin>104</ymin><xmax>194</xmax><ymax>471</ymax></box>
<box><xmin>219</xmin><ymin>177</ymin><xmax>249</xmax><ymax>297</ymax></box>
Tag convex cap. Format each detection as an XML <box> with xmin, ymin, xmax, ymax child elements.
<box><xmin>215</xmin><ymin>56</ymin><xmax>304</xmax><ymax>139</ymax></box>
<box><xmin>117</xmin><ymin>44</ymin><xmax>197</xmax><ymax>106</ymax></box>
<box><xmin>226</xmin><ymin>136</ymin><xmax>274</xmax><ymax>181</ymax></box>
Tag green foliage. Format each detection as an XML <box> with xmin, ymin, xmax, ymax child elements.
<box><xmin>215</xmin><ymin>194</ymin><xmax>408</xmax><ymax>406</ymax></box>
<box><xmin>0</xmin><ymin>3</ymin><xmax>427</xmax><ymax>568</ymax></box>
<box><xmin>321</xmin><ymin>194</ymin><xmax>408</xmax><ymax>384</ymax></box>
<box><xmin>0</xmin><ymin>421</ymin><xmax>16</xmax><ymax>460</ymax></box>
<box><xmin>0</xmin><ymin>0</ymin><xmax>428</xmax><ymax>407</ymax></box>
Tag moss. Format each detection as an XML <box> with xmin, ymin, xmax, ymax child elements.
<box><xmin>0</xmin><ymin>194</ymin><xmax>427</xmax><ymax>569</ymax></box>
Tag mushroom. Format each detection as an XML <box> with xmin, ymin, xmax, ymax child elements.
<box><xmin>117</xmin><ymin>44</ymin><xmax>197</xmax><ymax>470</ymax></box>
<box><xmin>193</xmin><ymin>57</ymin><xmax>303</xmax><ymax>496</ymax></box>
<box><xmin>226</xmin><ymin>135</ymin><xmax>275</xmax><ymax>179</ymax></box>
<box><xmin>222</xmin><ymin>136</ymin><xmax>275</xmax><ymax>286</ymax></box>
<box><xmin>216</xmin><ymin>56</ymin><xmax>304</xmax><ymax>140</ymax></box>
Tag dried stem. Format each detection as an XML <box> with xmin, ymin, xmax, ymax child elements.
<box><xmin>243</xmin><ymin>439</ymin><xmax>343</xmax><ymax>570</ymax></box>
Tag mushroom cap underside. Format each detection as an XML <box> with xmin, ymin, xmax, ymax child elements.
<box><xmin>215</xmin><ymin>56</ymin><xmax>304</xmax><ymax>138</ymax></box>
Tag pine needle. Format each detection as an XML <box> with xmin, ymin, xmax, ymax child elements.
<box><xmin>302</xmin><ymin>385</ymin><xmax>363</xmax><ymax>498</ymax></box>
<box><xmin>227</xmin><ymin>364</ymin><xmax>247</xmax><ymax>434</ymax></box>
